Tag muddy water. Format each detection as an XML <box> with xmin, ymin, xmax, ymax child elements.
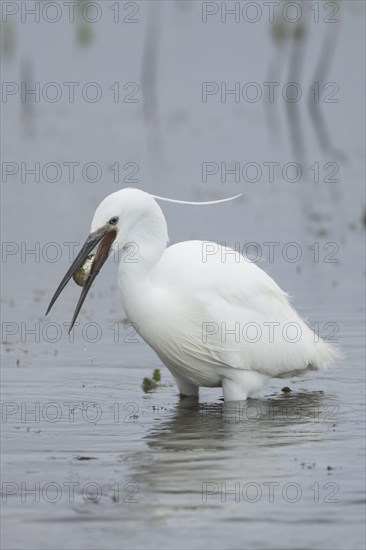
<box><xmin>1</xmin><ymin>2</ymin><xmax>365</xmax><ymax>549</ymax></box>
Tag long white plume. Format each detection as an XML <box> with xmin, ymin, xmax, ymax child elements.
<box><xmin>151</xmin><ymin>193</ymin><xmax>242</xmax><ymax>205</ymax></box>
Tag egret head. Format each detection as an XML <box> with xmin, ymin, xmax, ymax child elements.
<box><xmin>46</xmin><ymin>188</ymin><xmax>166</xmax><ymax>331</ymax></box>
<box><xmin>90</xmin><ymin>188</ymin><xmax>166</xmax><ymax>254</ymax></box>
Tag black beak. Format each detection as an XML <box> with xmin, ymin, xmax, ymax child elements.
<box><xmin>46</xmin><ymin>227</ymin><xmax>117</xmax><ymax>332</ymax></box>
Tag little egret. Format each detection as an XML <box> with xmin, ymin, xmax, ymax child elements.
<box><xmin>46</xmin><ymin>188</ymin><xmax>338</xmax><ymax>401</ymax></box>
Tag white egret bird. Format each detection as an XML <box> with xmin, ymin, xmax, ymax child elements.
<box><xmin>46</xmin><ymin>188</ymin><xmax>338</xmax><ymax>401</ymax></box>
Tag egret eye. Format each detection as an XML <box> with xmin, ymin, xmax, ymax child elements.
<box><xmin>109</xmin><ymin>216</ymin><xmax>119</xmax><ymax>226</ymax></box>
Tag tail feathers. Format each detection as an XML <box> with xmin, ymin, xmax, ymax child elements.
<box><xmin>310</xmin><ymin>337</ymin><xmax>342</xmax><ymax>371</ymax></box>
<box><xmin>275</xmin><ymin>338</ymin><xmax>341</xmax><ymax>379</ymax></box>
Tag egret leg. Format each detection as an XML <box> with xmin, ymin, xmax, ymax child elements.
<box><xmin>222</xmin><ymin>378</ymin><xmax>248</xmax><ymax>402</ymax></box>
<box><xmin>172</xmin><ymin>373</ymin><xmax>199</xmax><ymax>398</ymax></box>
<box><xmin>222</xmin><ymin>372</ymin><xmax>268</xmax><ymax>402</ymax></box>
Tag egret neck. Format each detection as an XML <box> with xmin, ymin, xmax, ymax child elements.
<box><xmin>116</xmin><ymin>196</ymin><xmax>168</xmax><ymax>320</ymax></box>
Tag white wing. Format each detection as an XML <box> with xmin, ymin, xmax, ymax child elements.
<box><xmin>150</xmin><ymin>241</ymin><xmax>338</xmax><ymax>378</ymax></box>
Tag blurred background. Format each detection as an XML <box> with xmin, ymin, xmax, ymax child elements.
<box><xmin>1</xmin><ymin>1</ymin><xmax>365</xmax><ymax>549</ymax></box>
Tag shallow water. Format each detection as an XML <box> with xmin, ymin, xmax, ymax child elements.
<box><xmin>1</xmin><ymin>2</ymin><xmax>365</xmax><ymax>548</ymax></box>
<box><xmin>2</xmin><ymin>295</ymin><xmax>365</xmax><ymax>549</ymax></box>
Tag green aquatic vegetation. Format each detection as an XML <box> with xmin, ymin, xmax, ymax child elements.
<box><xmin>152</xmin><ymin>369</ymin><xmax>161</xmax><ymax>382</ymax></box>
<box><xmin>142</xmin><ymin>369</ymin><xmax>162</xmax><ymax>393</ymax></box>
<box><xmin>142</xmin><ymin>377</ymin><xmax>158</xmax><ymax>393</ymax></box>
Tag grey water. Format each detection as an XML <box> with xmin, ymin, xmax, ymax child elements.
<box><xmin>1</xmin><ymin>2</ymin><xmax>365</xmax><ymax>549</ymax></box>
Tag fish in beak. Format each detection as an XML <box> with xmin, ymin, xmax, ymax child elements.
<box><xmin>46</xmin><ymin>226</ymin><xmax>117</xmax><ymax>332</ymax></box>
